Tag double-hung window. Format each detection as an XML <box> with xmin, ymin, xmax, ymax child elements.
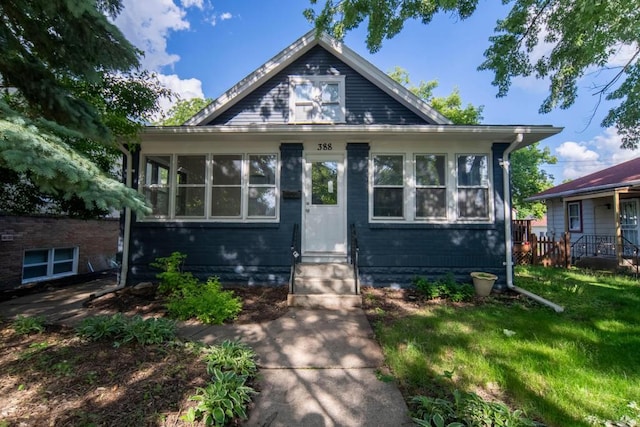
<box><xmin>415</xmin><ymin>154</ymin><xmax>447</xmax><ymax>219</ymax></box>
<box><xmin>567</xmin><ymin>201</ymin><xmax>582</xmax><ymax>232</ymax></box>
<box><xmin>142</xmin><ymin>153</ymin><xmax>278</xmax><ymax>221</ymax></box>
<box><xmin>176</xmin><ymin>155</ymin><xmax>206</xmax><ymax>217</ymax></box>
<box><xmin>142</xmin><ymin>155</ymin><xmax>170</xmax><ymax>216</ymax></box>
<box><xmin>23</xmin><ymin>247</ymin><xmax>78</xmax><ymax>283</ymax></box>
<box><xmin>372</xmin><ymin>155</ymin><xmax>404</xmax><ymax>218</ymax></box>
<box><xmin>457</xmin><ymin>155</ymin><xmax>490</xmax><ymax>220</ymax></box>
<box><xmin>289</xmin><ymin>75</ymin><xmax>345</xmax><ymax>123</ymax></box>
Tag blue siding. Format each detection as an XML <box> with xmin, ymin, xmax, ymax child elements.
<box><xmin>208</xmin><ymin>46</ymin><xmax>431</xmax><ymax>126</ymax></box>
<box><xmin>127</xmin><ymin>144</ymin><xmax>303</xmax><ymax>285</ymax></box>
<box><xmin>347</xmin><ymin>143</ymin><xmax>509</xmax><ymax>288</ymax></box>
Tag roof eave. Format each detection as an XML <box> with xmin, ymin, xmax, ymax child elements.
<box><xmin>527</xmin><ymin>180</ymin><xmax>640</xmax><ymax>201</ymax></box>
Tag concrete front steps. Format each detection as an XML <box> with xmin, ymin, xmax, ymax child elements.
<box><xmin>287</xmin><ymin>262</ymin><xmax>361</xmax><ymax>310</ymax></box>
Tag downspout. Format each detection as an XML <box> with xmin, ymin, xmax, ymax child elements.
<box><xmin>117</xmin><ymin>142</ymin><xmax>133</xmax><ymax>288</ymax></box>
<box><xmin>502</xmin><ymin>134</ymin><xmax>564</xmax><ymax>313</ymax></box>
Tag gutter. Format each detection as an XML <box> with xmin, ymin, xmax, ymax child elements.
<box><xmin>502</xmin><ymin>134</ymin><xmax>564</xmax><ymax>313</ymax></box>
<box><xmin>116</xmin><ymin>142</ymin><xmax>133</xmax><ymax>288</ymax></box>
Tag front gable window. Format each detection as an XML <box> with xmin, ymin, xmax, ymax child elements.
<box><xmin>289</xmin><ymin>75</ymin><xmax>345</xmax><ymax>124</ymax></box>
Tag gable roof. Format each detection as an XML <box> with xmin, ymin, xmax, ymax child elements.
<box><xmin>184</xmin><ymin>30</ymin><xmax>453</xmax><ymax>126</ymax></box>
<box><xmin>529</xmin><ymin>157</ymin><xmax>640</xmax><ymax>201</ymax></box>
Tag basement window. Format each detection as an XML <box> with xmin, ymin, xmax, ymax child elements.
<box><xmin>23</xmin><ymin>247</ymin><xmax>78</xmax><ymax>284</ymax></box>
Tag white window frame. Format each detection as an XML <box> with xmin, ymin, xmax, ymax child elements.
<box><xmin>456</xmin><ymin>154</ymin><xmax>491</xmax><ymax>221</ymax></box>
<box><xmin>370</xmin><ymin>154</ymin><xmax>405</xmax><ymax>219</ymax></box>
<box><xmin>176</xmin><ymin>154</ymin><xmax>208</xmax><ymax>219</ymax></box>
<box><xmin>140</xmin><ymin>153</ymin><xmax>280</xmax><ymax>222</ymax></box>
<box><xmin>22</xmin><ymin>247</ymin><xmax>79</xmax><ymax>284</ymax></box>
<box><xmin>368</xmin><ymin>150</ymin><xmax>493</xmax><ymax>224</ymax></box>
<box><xmin>567</xmin><ymin>201</ymin><xmax>582</xmax><ymax>232</ymax></box>
<box><xmin>415</xmin><ymin>153</ymin><xmax>447</xmax><ymax>220</ymax></box>
<box><xmin>289</xmin><ymin>75</ymin><xmax>346</xmax><ymax>124</ymax></box>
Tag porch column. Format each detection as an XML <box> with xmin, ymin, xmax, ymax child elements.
<box><xmin>614</xmin><ymin>190</ymin><xmax>621</xmax><ymax>266</ymax></box>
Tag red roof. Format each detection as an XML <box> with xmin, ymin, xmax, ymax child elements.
<box><xmin>530</xmin><ymin>157</ymin><xmax>640</xmax><ymax>200</ymax></box>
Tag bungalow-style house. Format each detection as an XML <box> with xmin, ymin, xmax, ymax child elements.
<box><xmin>528</xmin><ymin>157</ymin><xmax>640</xmax><ymax>265</ymax></box>
<box><xmin>121</xmin><ymin>31</ymin><xmax>562</xmax><ymax>295</ymax></box>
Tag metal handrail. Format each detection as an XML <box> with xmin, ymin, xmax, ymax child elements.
<box><xmin>621</xmin><ymin>235</ymin><xmax>640</xmax><ymax>278</ymax></box>
<box><xmin>571</xmin><ymin>234</ymin><xmax>640</xmax><ymax>277</ymax></box>
<box><xmin>289</xmin><ymin>223</ymin><xmax>300</xmax><ymax>294</ymax></box>
<box><xmin>350</xmin><ymin>224</ymin><xmax>360</xmax><ymax>294</ymax></box>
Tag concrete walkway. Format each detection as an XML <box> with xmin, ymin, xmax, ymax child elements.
<box><xmin>0</xmin><ymin>279</ymin><xmax>413</xmax><ymax>426</ymax></box>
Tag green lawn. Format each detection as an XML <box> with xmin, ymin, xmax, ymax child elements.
<box><xmin>375</xmin><ymin>266</ymin><xmax>640</xmax><ymax>426</ymax></box>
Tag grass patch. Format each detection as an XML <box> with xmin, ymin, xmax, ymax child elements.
<box><xmin>375</xmin><ymin>266</ymin><xmax>640</xmax><ymax>426</ymax></box>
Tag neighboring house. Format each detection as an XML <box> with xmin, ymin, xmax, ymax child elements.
<box><xmin>123</xmin><ymin>31</ymin><xmax>561</xmax><ymax>288</ymax></box>
<box><xmin>0</xmin><ymin>215</ymin><xmax>119</xmax><ymax>291</ymax></box>
<box><xmin>531</xmin><ymin>216</ymin><xmax>548</xmax><ymax>238</ymax></box>
<box><xmin>528</xmin><ymin>157</ymin><xmax>640</xmax><ymax>263</ymax></box>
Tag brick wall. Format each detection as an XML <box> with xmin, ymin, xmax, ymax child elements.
<box><xmin>0</xmin><ymin>215</ymin><xmax>119</xmax><ymax>290</ymax></box>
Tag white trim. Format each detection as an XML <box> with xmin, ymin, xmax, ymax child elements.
<box><xmin>455</xmin><ymin>153</ymin><xmax>492</xmax><ymax>222</ymax></box>
<box><xmin>185</xmin><ymin>30</ymin><xmax>453</xmax><ymax>126</ymax></box>
<box><xmin>22</xmin><ymin>247</ymin><xmax>79</xmax><ymax>284</ymax></box>
<box><xmin>302</xmin><ymin>152</ymin><xmax>348</xmax><ymax>257</ymax></box>
<box><xmin>144</xmin><ymin>124</ymin><xmax>562</xmax><ymax>147</ymax></box>
<box><xmin>139</xmin><ymin>152</ymin><xmax>280</xmax><ymax>223</ymax></box>
<box><xmin>368</xmin><ymin>148</ymin><xmax>494</xmax><ymax>224</ymax></box>
<box><xmin>288</xmin><ymin>75</ymin><xmax>346</xmax><ymax>124</ymax></box>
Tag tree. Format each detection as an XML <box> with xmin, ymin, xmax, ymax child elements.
<box><xmin>510</xmin><ymin>144</ymin><xmax>557</xmax><ymax>219</ymax></box>
<box><xmin>0</xmin><ymin>71</ymin><xmax>169</xmax><ymax>217</ymax></box>
<box><xmin>157</xmin><ymin>98</ymin><xmax>212</xmax><ymax>126</ymax></box>
<box><xmin>305</xmin><ymin>0</ymin><xmax>640</xmax><ymax>149</ymax></box>
<box><xmin>0</xmin><ymin>0</ymin><xmax>164</xmax><ymax>215</ymax></box>
<box><xmin>388</xmin><ymin>66</ymin><xmax>484</xmax><ymax>125</ymax></box>
<box><xmin>390</xmin><ymin>67</ymin><xmax>555</xmax><ymax>218</ymax></box>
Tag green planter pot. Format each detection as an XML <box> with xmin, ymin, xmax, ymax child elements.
<box><xmin>470</xmin><ymin>272</ymin><xmax>497</xmax><ymax>297</ymax></box>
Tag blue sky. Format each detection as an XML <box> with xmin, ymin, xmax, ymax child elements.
<box><xmin>113</xmin><ymin>0</ymin><xmax>639</xmax><ymax>185</ymax></box>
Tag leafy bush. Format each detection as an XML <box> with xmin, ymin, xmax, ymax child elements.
<box><xmin>184</xmin><ymin>368</ymin><xmax>256</xmax><ymax>426</ymax></box>
<box><xmin>182</xmin><ymin>340</ymin><xmax>258</xmax><ymax>426</ymax></box>
<box><xmin>413</xmin><ymin>275</ymin><xmax>474</xmax><ymax>302</ymax></box>
<box><xmin>152</xmin><ymin>252</ymin><xmax>242</xmax><ymax>324</ymax></box>
<box><xmin>76</xmin><ymin>313</ymin><xmax>176</xmax><ymax>346</ymax></box>
<box><xmin>203</xmin><ymin>340</ymin><xmax>257</xmax><ymax>377</ymax></box>
<box><xmin>412</xmin><ymin>390</ymin><xmax>537</xmax><ymax>427</ymax></box>
<box><xmin>12</xmin><ymin>315</ymin><xmax>46</xmax><ymax>335</ymax></box>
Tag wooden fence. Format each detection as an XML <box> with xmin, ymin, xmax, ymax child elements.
<box><xmin>513</xmin><ymin>232</ymin><xmax>571</xmax><ymax>268</ymax></box>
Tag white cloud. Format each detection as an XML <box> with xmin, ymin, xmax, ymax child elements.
<box><xmin>156</xmin><ymin>74</ymin><xmax>205</xmax><ymax>113</ymax></box>
<box><xmin>220</xmin><ymin>12</ymin><xmax>232</xmax><ymax>20</ymax></box>
<box><xmin>114</xmin><ymin>0</ymin><xmax>208</xmax><ymax>114</ymax></box>
<box><xmin>555</xmin><ymin>128</ymin><xmax>638</xmax><ymax>180</ymax></box>
<box><xmin>607</xmin><ymin>43</ymin><xmax>638</xmax><ymax>67</ymax></box>
<box><xmin>115</xmin><ymin>0</ymin><xmax>189</xmax><ymax>71</ymax></box>
<box><xmin>181</xmin><ymin>0</ymin><xmax>204</xmax><ymax>9</ymax></box>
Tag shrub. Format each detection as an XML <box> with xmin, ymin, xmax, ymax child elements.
<box><xmin>203</xmin><ymin>340</ymin><xmax>257</xmax><ymax>376</ymax></box>
<box><xmin>184</xmin><ymin>368</ymin><xmax>256</xmax><ymax>426</ymax></box>
<box><xmin>412</xmin><ymin>390</ymin><xmax>537</xmax><ymax>427</ymax></box>
<box><xmin>182</xmin><ymin>340</ymin><xmax>258</xmax><ymax>426</ymax></box>
<box><xmin>413</xmin><ymin>275</ymin><xmax>474</xmax><ymax>302</ymax></box>
<box><xmin>76</xmin><ymin>313</ymin><xmax>176</xmax><ymax>346</ymax></box>
<box><xmin>152</xmin><ymin>253</ymin><xmax>242</xmax><ymax>324</ymax></box>
<box><xmin>12</xmin><ymin>315</ymin><xmax>46</xmax><ymax>335</ymax></box>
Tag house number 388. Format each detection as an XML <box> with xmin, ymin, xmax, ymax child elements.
<box><xmin>317</xmin><ymin>143</ymin><xmax>332</xmax><ymax>151</ymax></box>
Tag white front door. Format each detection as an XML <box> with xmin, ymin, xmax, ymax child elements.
<box><xmin>302</xmin><ymin>154</ymin><xmax>347</xmax><ymax>260</ymax></box>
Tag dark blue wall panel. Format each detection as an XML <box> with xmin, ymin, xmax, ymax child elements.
<box><xmin>127</xmin><ymin>143</ymin><xmax>303</xmax><ymax>285</ymax></box>
<box><xmin>208</xmin><ymin>45</ymin><xmax>431</xmax><ymax>126</ymax></box>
